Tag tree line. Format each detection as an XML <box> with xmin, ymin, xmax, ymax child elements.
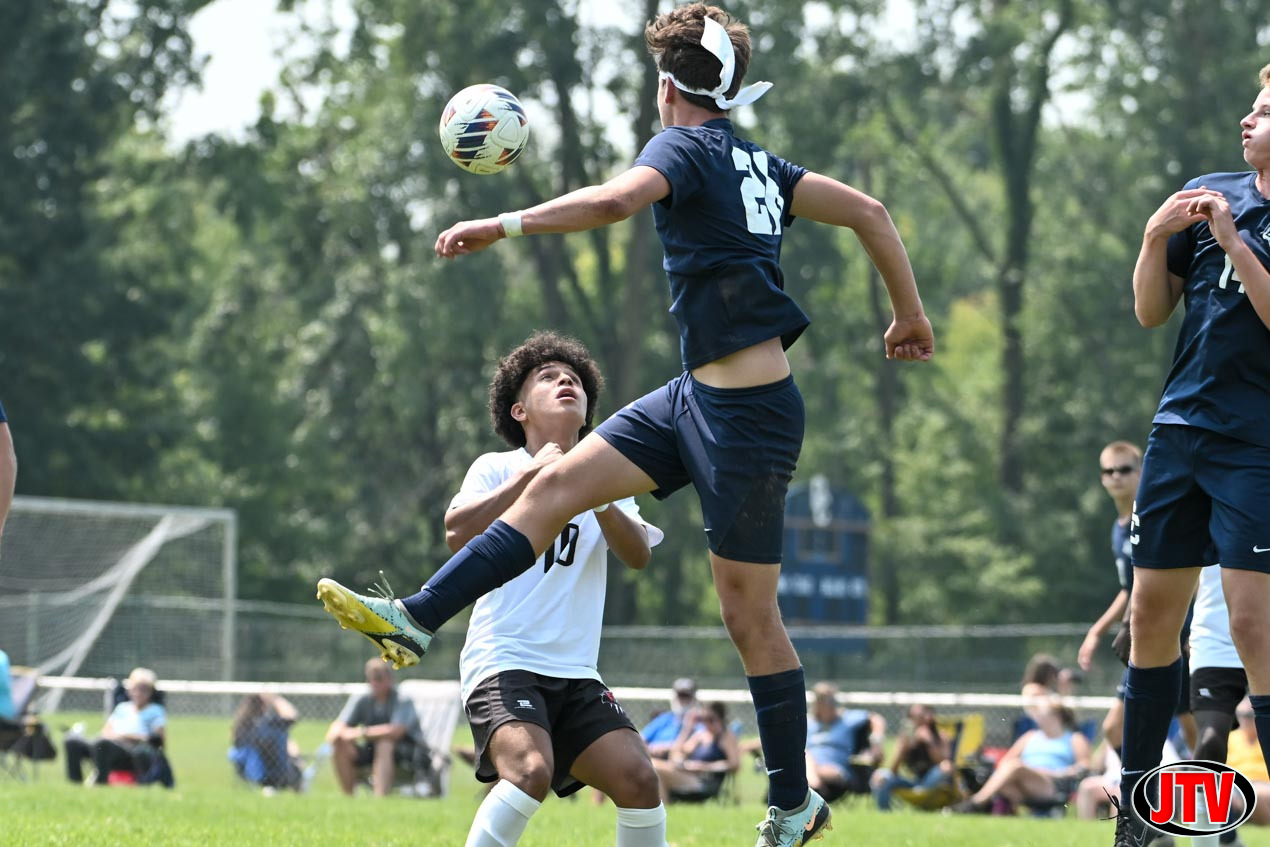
<box><xmin>2</xmin><ymin>0</ymin><xmax>1266</xmax><ymax>626</ymax></box>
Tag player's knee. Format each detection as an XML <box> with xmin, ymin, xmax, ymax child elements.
<box><xmin>524</xmin><ymin>463</ymin><xmax>583</xmax><ymax>522</ymax></box>
<box><xmin>502</xmin><ymin>754</ymin><xmax>552</xmax><ymax>800</ymax></box>
<box><xmin>717</xmin><ymin>591</ymin><xmax>779</xmax><ymax>635</ymax></box>
<box><xmin>611</xmin><ymin>761</ymin><xmax>661</xmax><ymax>808</ymax></box>
<box><xmin>1227</xmin><ymin>607</ymin><xmax>1270</xmax><ymax>658</ymax></box>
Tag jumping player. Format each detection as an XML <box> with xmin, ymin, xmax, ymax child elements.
<box><xmin>318</xmin><ymin>5</ymin><xmax>933</xmax><ymax>844</ymax></box>
<box><xmin>449</xmin><ymin>332</ymin><xmax>666</xmax><ymax>847</ymax></box>
<box><xmin>1114</xmin><ymin>64</ymin><xmax>1270</xmax><ymax>846</ymax></box>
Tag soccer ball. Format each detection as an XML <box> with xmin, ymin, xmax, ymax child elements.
<box><xmin>438</xmin><ymin>84</ymin><xmax>530</xmax><ymax>175</ymax></box>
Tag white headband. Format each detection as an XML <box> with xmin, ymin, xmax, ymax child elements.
<box><xmin>659</xmin><ymin>16</ymin><xmax>772</xmax><ymax>110</ymax></box>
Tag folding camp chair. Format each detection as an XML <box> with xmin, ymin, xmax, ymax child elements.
<box><xmin>0</xmin><ymin>666</ymin><xmax>55</xmax><ymax>781</ymax></box>
<box><xmin>397</xmin><ymin>679</ymin><xmax>462</xmax><ymax>797</ymax></box>
<box><xmin>891</xmin><ymin>713</ymin><xmax>985</xmax><ymax>811</ymax></box>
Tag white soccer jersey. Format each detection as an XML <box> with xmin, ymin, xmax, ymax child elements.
<box><xmin>454</xmin><ymin>448</ymin><xmax>664</xmax><ymax>702</ymax></box>
<box><xmin>1190</xmin><ymin>564</ymin><xmax>1242</xmax><ymax>671</ymax></box>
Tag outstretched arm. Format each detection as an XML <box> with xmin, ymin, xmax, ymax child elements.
<box><xmin>435</xmin><ymin>166</ymin><xmax>670</xmax><ymax>258</ymax></box>
<box><xmin>790</xmin><ymin>173</ymin><xmax>933</xmax><ymax>361</ymax></box>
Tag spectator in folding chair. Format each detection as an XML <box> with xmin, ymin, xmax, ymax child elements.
<box><xmin>0</xmin><ymin>648</ymin><xmax>16</xmax><ymax>728</ymax></box>
<box><xmin>64</xmin><ymin>667</ymin><xmax>169</xmax><ymax>787</ymax></box>
<box><xmin>229</xmin><ymin>692</ymin><xmax>305</xmax><ymax>792</ymax></box>
<box><xmin>949</xmin><ymin>698</ymin><xmax>1090</xmax><ymax>815</ymax></box>
<box><xmin>0</xmin><ymin>650</ymin><xmax>55</xmax><ymax>781</ymax></box>
<box><xmin>651</xmin><ymin>701</ymin><xmax>739</xmax><ymax>804</ymax></box>
<box><xmin>804</xmin><ymin>681</ymin><xmax>886</xmax><ymax>804</ymax></box>
<box><xmin>641</xmin><ymin>677</ymin><xmax>700</xmax><ymax>759</ymax></box>
<box><xmin>871</xmin><ymin>702</ymin><xmax>954</xmax><ymax>811</ymax></box>
<box><xmin>326</xmin><ymin>658</ymin><xmax>429</xmax><ymax>797</ymax></box>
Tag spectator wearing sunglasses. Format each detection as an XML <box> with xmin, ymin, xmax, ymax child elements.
<box><xmin>1076</xmin><ymin>441</ymin><xmax>1196</xmax><ymax>757</ymax></box>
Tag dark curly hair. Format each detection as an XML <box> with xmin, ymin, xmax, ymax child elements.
<box><xmin>645</xmin><ymin>3</ymin><xmax>752</xmax><ymax>113</ymax></box>
<box><xmin>489</xmin><ymin>331</ymin><xmax>604</xmax><ymax>448</ymax></box>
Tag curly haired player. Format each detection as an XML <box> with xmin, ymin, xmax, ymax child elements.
<box><xmin>319</xmin><ymin>6</ymin><xmax>932</xmax><ymax>844</ymax></box>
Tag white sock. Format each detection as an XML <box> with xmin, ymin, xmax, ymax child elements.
<box><xmin>616</xmin><ymin>804</ymin><xmax>668</xmax><ymax>847</ymax></box>
<box><xmin>1190</xmin><ymin>782</ymin><xmax>1221</xmax><ymax>847</ymax></box>
<box><xmin>465</xmin><ymin>780</ymin><xmax>541</xmax><ymax>847</ymax></box>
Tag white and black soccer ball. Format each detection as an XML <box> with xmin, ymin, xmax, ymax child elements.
<box><xmin>438</xmin><ymin>84</ymin><xmax>530</xmax><ymax>176</ymax></box>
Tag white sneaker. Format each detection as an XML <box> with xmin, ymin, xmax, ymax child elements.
<box><xmin>754</xmin><ymin>790</ymin><xmax>832</xmax><ymax>847</ymax></box>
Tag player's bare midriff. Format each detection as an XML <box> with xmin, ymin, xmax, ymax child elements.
<box><xmin>690</xmin><ymin>337</ymin><xmax>791</xmax><ymax>389</ymax></box>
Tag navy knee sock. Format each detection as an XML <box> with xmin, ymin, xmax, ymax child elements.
<box><xmin>1249</xmin><ymin>695</ymin><xmax>1270</xmax><ymax>779</ymax></box>
<box><xmin>1120</xmin><ymin>659</ymin><xmax>1182</xmax><ymax>815</ymax></box>
<box><xmin>398</xmin><ymin>520</ymin><xmax>536</xmax><ymax>633</ymax></box>
<box><xmin>748</xmin><ymin>667</ymin><xmax>809</xmax><ymax>811</ymax></box>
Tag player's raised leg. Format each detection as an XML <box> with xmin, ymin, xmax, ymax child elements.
<box><xmin>318</xmin><ymin>433</ymin><xmax>655</xmax><ymax>667</ymax></box>
<box><xmin>570</xmin><ymin>729</ymin><xmax>667</xmax><ymax>847</ymax></box>
<box><xmin>711</xmin><ymin>554</ymin><xmax>830</xmax><ymax>846</ymax></box>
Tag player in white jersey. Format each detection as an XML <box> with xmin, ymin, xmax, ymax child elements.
<box><xmin>451</xmin><ymin>332</ymin><xmax>667</xmax><ymax>847</ymax></box>
<box><xmin>1188</xmin><ymin>564</ymin><xmax>1249</xmax><ymax>847</ymax></box>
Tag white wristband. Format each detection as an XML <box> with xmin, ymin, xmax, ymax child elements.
<box><xmin>498</xmin><ymin>212</ymin><xmax>524</xmax><ymax>238</ymax></box>
<box><xmin>592</xmin><ymin>502</ymin><xmax>609</xmax><ymax>513</ymax></box>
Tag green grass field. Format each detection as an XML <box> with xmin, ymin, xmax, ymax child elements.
<box><xmin>3</xmin><ymin>714</ymin><xmax>1267</xmax><ymax>846</ymax></box>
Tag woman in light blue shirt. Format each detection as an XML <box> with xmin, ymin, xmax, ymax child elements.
<box><xmin>950</xmin><ymin>698</ymin><xmax>1091</xmax><ymax>814</ymax></box>
<box><xmin>64</xmin><ymin>667</ymin><xmax>166</xmax><ymax>784</ymax></box>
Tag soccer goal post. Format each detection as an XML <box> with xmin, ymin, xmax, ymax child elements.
<box><xmin>0</xmin><ymin>496</ymin><xmax>237</xmax><ymax>709</ymax></box>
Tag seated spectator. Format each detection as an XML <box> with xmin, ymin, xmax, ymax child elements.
<box><xmin>952</xmin><ymin>698</ymin><xmax>1090</xmax><ymax>814</ymax></box>
<box><xmin>0</xmin><ymin>648</ymin><xmax>14</xmax><ymax>724</ymax></box>
<box><xmin>229</xmin><ymin>692</ymin><xmax>303</xmax><ymax>792</ymax></box>
<box><xmin>1219</xmin><ymin>697</ymin><xmax>1270</xmax><ymax>831</ymax></box>
<box><xmin>1018</xmin><ymin>653</ymin><xmax>1065</xmax><ymax>730</ymax></box>
<box><xmin>871</xmin><ymin>702</ymin><xmax>954</xmax><ymax>811</ymax></box>
<box><xmin>805</xmin><ymin>681</ymin><xmax>886</xmax><ymax>802</ymax></box>
<box><xmin>641</xmin><ymin>677</ymin><xmax>699</xmax><ymax>759</ymax></box>
<box><xmin>1075</xmin><ymin>734</ymin><xmax>1183</xmax><ymax>820</ymax></box>
<box><xmin>651</xmin><ymin>701</ymin><xmax>739</xmax><ymax>803</ymax></box>
<box><xmin>326</xmin><ymin>659</ymin><xmax>428</xmax><ymax>797</ymax></box>
<box><xmin>64</xmin><ymin>667</ymin><xmax>167</xmax><ymax>786</ymax></box>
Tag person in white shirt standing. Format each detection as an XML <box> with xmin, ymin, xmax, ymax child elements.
<box><xmin>449</xmin><ymin>331</ymin><xmax>667</xmax><ymax>847</ymax></box>
<box><xmin>1188</xmin><ymin>565</ymin><xmax>1250</xmax><ymax>847</ymax></box>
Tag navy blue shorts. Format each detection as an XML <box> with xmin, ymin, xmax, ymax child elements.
<box><xmin>595</xmin><ymin>373</ymin><xmax>804</xmax><ymax>563</ymax></box>
<box><xmin>1132</xmin><ymin>424</ymin><xmax>1270</xmax><ymax>573</ymax></box>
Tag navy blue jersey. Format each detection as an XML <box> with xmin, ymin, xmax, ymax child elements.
<box><xmin>634</xmin><ymin>118</ymin><xmax>810</xmax><ymax>370</ymax></box>
<box><xmin>0</xmin><ymin>399</ymin><xmax>6</xmax><ymax>423</ymax></box>
<box><xmin>1111</xmin><ymin>517</ymin><xmax>1133</xmax><ymax>592</ymax></box>
<box><xmin>1159</xmin><ymin>172</ymin><xmax>1270</xmax><ymax>448</ymax></box>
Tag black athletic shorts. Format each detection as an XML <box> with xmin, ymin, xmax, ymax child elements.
<box><xmin>1190</xmin><ymin>666</ymin><xmax>1249</xmax><ymax>716</ymax></box>
<box><xmin>595</xmin><ymin>372</ymin><xmax>803</xmax><ymax>563</ymax></box>
<box><xmin>465</xmin><ymin>670</ymin><xmax>637</xmax><ymax>797</ymax></box>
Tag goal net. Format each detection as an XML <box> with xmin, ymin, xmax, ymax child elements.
<box><xmin>0</xmin><ymin>496</ymin><xmax>236</xmax><ymax>708</ymax></box>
